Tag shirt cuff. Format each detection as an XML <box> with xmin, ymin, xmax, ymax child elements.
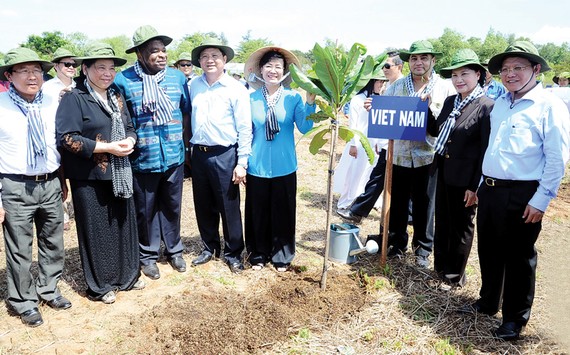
<box><xmin>528</xmin><ymin>193</ymin><xmax>550</xmax><ymax>213</ymax></box>
<box><xmin>237</xmin><ymin>156</ymin><xmax>248</xmax><ymax>169</ymax></box>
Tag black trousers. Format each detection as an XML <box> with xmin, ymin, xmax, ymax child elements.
<box><xmin>133</xmin><ymin>164</ymin><xmax>185</xmax><ymax>265</ymax></box>
<box><xmin>433</xmin><ymin>173</ymin><xmax>476</xmax><ymax>286</ymax></box>
<box><xmin>350</xmin><ymin>149</ymin><xmax>387</xmax><ymax>217</ymax></box>
<box><xmin>192</xmin><ymin>145</ymin><xmax>244</xmax><ymax>263</ymax></box>
<box><xmin>245</xmin><ymin>172</ymin><xmax>297</xmax><ymax>267</ymax></box>
<box><xmin>476</xmin><ymin>179</ymin><xmax>541</xmax><ymax>326</ymax></box>
<box><xmin>388</xmin><ymin>164</ymin><xmax>434</xmax><ymax>256</ymax></box>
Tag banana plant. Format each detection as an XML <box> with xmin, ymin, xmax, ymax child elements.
<box><xmin>290</xmin><ymin>42</ymin><xmax>385</xmax><ymax>289</ymax></box>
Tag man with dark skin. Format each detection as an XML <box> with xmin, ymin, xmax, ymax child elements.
<box><xmin>114</xmin><ymin>25</ymin><xmax>191</xmax><ymax>280</ymax></box>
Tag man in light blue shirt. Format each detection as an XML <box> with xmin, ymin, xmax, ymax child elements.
<box><xmin>467</xmin><ymin>41</ymin><xmax>570</xmax><ymax>341</ymax></box>
<box><xmin>189</xmin><ymin>38</ymin><xmax>252</xmax><ymax>273</ymax></box>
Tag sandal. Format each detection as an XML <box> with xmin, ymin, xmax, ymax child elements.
<box><xmin>252</xmin><ymin>263</ymin><xmax>264</xmax><ymax>271</ymax></box>
<box><xmin>276</xmin><ymin>266</ymin><xmax>288</xmax><ymax>272</ymax></box>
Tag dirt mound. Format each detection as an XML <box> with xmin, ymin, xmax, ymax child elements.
<box><xmin>125</xmin><ymin>270</ymin><xmax>367</xmax><ymax>354</ymax></box>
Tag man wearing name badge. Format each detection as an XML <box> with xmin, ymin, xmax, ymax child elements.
<box><xmin>462</xmin><ymin>41</ymin><xmax>570</xmax><ymax>341</ymax></box>
<box><xmin>377</xmin><ymin>40</ymin><xmax>455</xmax><ymax>268</ymax></box>
<box><xmin>0</xmin><ymin>47</ymin><xmax>72</xmax><ymax>327</ymax></box>
<box><xmin>189</xmin><ymin>38</ymin><xmax>252</xmax><ymax>274</ymax></box>
<box><xmin>114</xmin><ymin>25</ymin><xmax>191</xmax><ymax>280</ymax></box>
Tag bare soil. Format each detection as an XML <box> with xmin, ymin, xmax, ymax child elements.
<box><xmin>0</xmin><ymin>137</ymin><xmax>569</xmax><ymax>354</ymax></box>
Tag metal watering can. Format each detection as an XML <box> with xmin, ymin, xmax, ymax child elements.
<box><xmin>328</xmin><ymin>223</ymin><xmax>379</xmax><ymax>264</ymax></box>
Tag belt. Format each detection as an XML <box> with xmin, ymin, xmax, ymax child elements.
<box><xmin>0</xmin><ymin>171</ymin><xmax>58</xmax><ymax>182</ymax></box>
<box><xmin>483</xmin><ymin>176</ymin><xmax>536</xmax><ymax>187</ymax></box>
<box><xmin>193</xmin><ymin>144</ymin><xmax>236</xmax><ymax>153</ymax></box>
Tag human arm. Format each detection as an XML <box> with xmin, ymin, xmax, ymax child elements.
<box><xmin>233</xmin><ymin>86</ymin><xmax>253</xmax><ymax>185</ymax></box>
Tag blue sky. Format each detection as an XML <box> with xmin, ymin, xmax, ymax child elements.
<box><xmin>1</xmin><ymin>0</ymin><xmax>569</xmax><ymax>55</ymax></box>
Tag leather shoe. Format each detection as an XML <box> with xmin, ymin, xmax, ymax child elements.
<box><xmin>141</xmin><ymin>263</ymin><xmax>160</xmax><ymax>280</ymax></box>
<box><xmin>228</xmin><ymin>261</ymin><xmax>244</xmax><ymax>274</ymax></box>
<box><xmin>457</xmin><ymin>301</ymin><xmax>497</xmax><ymax>316</ymax></box>
<box><xmin>45</xmin><ymin>296</ymin><xmax>72</xmax><ymax>310</ymax></box>
<box><xmin>20</xmin><ymin>308</ymin><xmax>43</xmax><ymax>327</ymax></box>
<box><xmin>169</xmin><ymin>256</ymin><xmax>187</xmax><ymax>272</ymax></box>
<box><xmin>336</xmin><ymin>208</ymin><xmax>362</xmax><ymax>223</ymax></box>
<box><xmin>192</xmin><ymin>251</ymin><xmax>213</xmax><ymax>266</ymax></box>
<box><xmin>492</xmin><ymin>322</ymin><xmax>523</xmax><ymax>341</ymax></box>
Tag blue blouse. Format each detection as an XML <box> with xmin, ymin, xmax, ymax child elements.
<box><xmin>247</xmin><ymin>88</ymin><xmax>315</xmax><ymax>178</ymax></box>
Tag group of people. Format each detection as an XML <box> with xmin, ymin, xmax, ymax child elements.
<box><xmin>337</xmin><ymin>39</ymin><xmax>569</xmax><ymax>341</ymax></box>
<box><xmin>0</xmin><ymin>29</ymin><xmax>568</xmax><ymax>342</ymax></box>
<box><xmin>0</xmin><ymin>25</ymin><xmax>315</xmax><ymax>327</ymax></box>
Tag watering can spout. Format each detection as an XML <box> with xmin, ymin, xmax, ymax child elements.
<box><xmin>348</xmin><ymin>239</ymin><xmax>379</xmax><ymax>256</ymax></box>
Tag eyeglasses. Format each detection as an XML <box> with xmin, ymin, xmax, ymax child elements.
<box><xmin>178</xmin><ymin>63</ymin><xmax>192</xmax><ymax>67</ymax></box>
<box><xmin>383</xmin><ymin>63</ymin><xmax>396</xmax><ymax>69</ymax></box>
<box><xmin>12</xmin><ymin>69</ymin><xmax>44</xmax><ymax>77</ymax></box>
<box><xmin>498</xmin><ymin>66</ymin><xmax>530</xmax><ymax>75</ymax></box>
<box><xmin>59</xmin><ymin>62</ymin><xmax>78</xmax><ymax>68</ymax></box>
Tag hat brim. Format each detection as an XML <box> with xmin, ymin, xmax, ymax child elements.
<box><xmin>191</xmin><ymin>44</ymin><xmax>235</xmax><ymax>68</ymax></box>
<box><xmin>0</xmin><ymin>60</ymin><xmax>54</xmax><ymax>81</ymax></box>
<box><xmin>400</xmin><ymin>50</ymin><xmax>442</xmax><ymax>62</ymax></box>
<box><xmin>243</xmin><ymin>46</ymin><xmax>300</xmax><ymax>91</ymax></box>
<box><xmin>487</xmin><ymin>52</ymin><xmax>551</xmax><ymax>75</ymax></box>
<box><xmin>125</xmin><ymin>35</ymin><xmax>173</xmax><ymax>54</ymax></box>
<box><xmin>74</xmin><ymin>56</ymin><xmax>127</xmax><ymax>67</ymax></box>
<box><xmin>439</xmin><ymin>62</ymin><xmax>486</xmax><ymax>78</ymax></box>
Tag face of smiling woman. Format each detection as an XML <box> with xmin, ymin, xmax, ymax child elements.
<box><xmin>451</xmin><ymin>67</ymin><xmax>480</xmax><ymax>100</ymax></box>
<box><xmin>261</xmin><ymin>57</ymin><xmax>285</xmax><ymax>89</ymax></box>
<box><xmin>84</xmin><ymin>59</ymin><xmax>116</xmax><ymax>95</ymax></box>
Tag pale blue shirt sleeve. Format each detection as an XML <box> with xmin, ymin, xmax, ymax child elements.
<box><xmin>233</xmin><ymin>85</ymin><xmax>253</xmax><ymax>167</ymax></box>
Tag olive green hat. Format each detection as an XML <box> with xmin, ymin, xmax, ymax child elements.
<box><xmin>125</xmin><ymin>25</ymin><xmax>173</xmax><ymax>54</ymax></box>
<box><xmin>191</xmin><ymin>38</ymin><xmax>234</xmax><ymax>67</ymax></box>
<box><xmin>0</xmin><ymin>47</ymin><xmax>53</xmax><ymax>81</ymax></box>
<box><xmin>553</xmin><ymin>71</ymin><xmax>570</xmax><ymax>85</ymax></box>
<box><xmin>439</xmin><ymin>49</ymin><xmax>486</xmax><ymax>78</ymax></box>
<box><xmin>175</xmin><ymin>52</ymin><xmax>193</xmax><ymax>66</ymax></box>
<box><xmin>51</xmin><ymin>47</ymin><xmax>77</xmax><ymax>63</ymax></box>
<box><xmin>487</xmin><ymin>40</ymin><xmax>551</xmax><ymax>75</ymax></box>
<box><xmin>75</xmin><ymin>42</ymin><xmax>127</xmax><ymax>66</ymax></box>
<box><xmin>399</xmin><ymin>40</ymin><xmax>442</xmax><ymax>62</ymax></box>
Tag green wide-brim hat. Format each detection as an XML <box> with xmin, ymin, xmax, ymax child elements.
<box><xmin>553</xmin><ymin>71</ymin><xmax>570</xmax><ymax>84</ymax></box>
<box><xmin>0</xmin><ymin>47</ymin><xmax>53</xmax><ymax>81</ymax></box>
<box><xmin>125</xmin><ymin>25</ymin><xmax>173</xmax><ymax>54</ymax></box>
<box><xmin>175</xmin><ymin>52</ymin><xmax>193</xmax><ymax>66</ymax></box>
<box><xmin>399</xmin><ymin>40</ymin><xmax>442</xmax><ymax>62</ymax></box>
<box><xmin>439</xmin><ymin>48</ymin><xmax>486</xmax><ymax>78</ymax></box>
<box><xmin>244</xmin><ymin>46</ymin><xmax>300</xmax><ymax>90</ymax></box>
<box><xmin>75</xmin><ymin>42</ymin><xmax>127</xmax><ymax>66</ymax></box>
<box><xmin>51</xmin><ymin>47</ymin><xmax>77</xmax><ymax>63</ymax></box>
<box><xmin>191</xmin><ymin>38</ymin><xmax>235</xmax><ymax>67</ymax></box>
<box><xmin>487</xmin><ymin>40</ymin><xmax>551</xmax><ymax>75</ymax></box>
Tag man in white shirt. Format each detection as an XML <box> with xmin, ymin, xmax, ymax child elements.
<box><xmin>0</xmin><ymin>47</ymin><xmax>71</xmax><ymax>328</ymax></box>
<box><xmin>464</xmin><ymin>41</ymin><xmax>570</xmax><ymax>341</ymax></box>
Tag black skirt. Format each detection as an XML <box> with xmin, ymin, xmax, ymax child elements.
<box><xmin>70</xmin><ymin>179</ymin><xmax>140</xmax><ymax>299</ymax></box>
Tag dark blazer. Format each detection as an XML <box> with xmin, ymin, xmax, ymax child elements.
<box><xmin>56</xmin><ymin>81</ymin><xmax>136</xmax><ymax>180</ymax></box>
<box><xmin>427</xmin><ymin>95</ymin><xmax>493</xmax><ymax>192</ymax></box>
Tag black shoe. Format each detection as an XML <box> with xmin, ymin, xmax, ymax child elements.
<box><xmin>227</xmin><ymin>261</ymin><xmax>244</xmax><ymax>274</ymax></box>
<box><xmin>141</xmin><ymin>263</ymin><xmax>160</xmax><ymax>280</ymax></box>
<box><xmin>492</xmin><ymin>322</ymin><xmax>523</xmax><ymax>341</ymax></box>
<box><xmin>45</xmin><ymin>296</ymin><xmax>72</xmax><ymax>310</ymax></box>
<box><xmin>457</xmin><ymin>301</ymin><xmax>497</xmax><ymax>316</ymax></box>
<box><xmin>336</xmin><ymin>209</ymin><xmax>362</xmax><ymax>223</ymax></box>
<box><xmin>20</xmin><ymin>308</ymin><xmax>43</xmax><ymax>327</ymax></box>
<box><xmin>192</xmin><ymin>251</ymin><xmax>213</xmax><ymax>266</ymax></box>
<box><xmin>169</xmin><ymin>256</ymin><xmax>187</xmax><ymax>272</ymax></box>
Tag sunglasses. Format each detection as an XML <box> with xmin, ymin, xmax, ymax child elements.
<box><xmin>383</xmin><ymin>63</ymin><xmax>397</xmax><ymax>69</ymax></box>
<box><xmin>179</xmin><ymin>63</ymin><xmax>193</xmax><ymax>67</ymax></box>
<box><xmin>60</xmin><ymin>62</ymin><xmax>78</xmax><ymax>68</ymax></box>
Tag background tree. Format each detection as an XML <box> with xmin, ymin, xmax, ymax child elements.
<box><xmin>22</xmin><ymin>31</ymin><xmax>70</xmax><ymax>59</ymax></box>
<box><xmin>233</xmin><ymin>31</ymin><xmax>273</xmax><ymax>63</ymax></box>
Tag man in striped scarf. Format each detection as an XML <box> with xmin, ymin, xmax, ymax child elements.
<box><xmin>115</xmin><ymin>25</ymin><xmax>191</xmax><ymax>280</ymax></box>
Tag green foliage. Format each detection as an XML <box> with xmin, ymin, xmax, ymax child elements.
<box><xmin>22</xmin><ymin>31</ymin><xmax>70</xmax><ymax>59</ymax></box>
<box><xmin>433</xmin><ymin>338</ymin><xmax>457</xmax><ymax>355</ymax></box>
<box><xmin>233</xmin><ymin>30</ymin><xmax>273</xmax><ymax>63</ymax></box>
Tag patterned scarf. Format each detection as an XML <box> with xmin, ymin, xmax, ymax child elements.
<box><xmin>262</xmin><ymin>85</ymin><xmax>283</xmax><ymax>141</ymax></box>
<box><xmin>84</xmin><ymin>79</ymin><xmax>133</xmax><ymax>199</ymax></box>
<box><xmin>8</xmin><ymin>84</ymin><xmax>46</xmax><ymax>169</ymax></box>
<box><xmin>434</xmin><ymin>85</ymin><xmax>484</xmax><ymax>155</ymax></box>
<box><xmin>133</xmin><ymin>61</ymin><xmax>175</xmax><ymax>125</ymax></box>
<box><xmin>404</xmin><ymin>69</ymin><xmax>437</xmax><ymax>98</ymax></box>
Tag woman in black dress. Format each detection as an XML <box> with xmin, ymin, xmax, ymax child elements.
<box><xmin>56</xmin><ymin>43</ymin><xmax>143</xmax><ymax>304</ymax></box>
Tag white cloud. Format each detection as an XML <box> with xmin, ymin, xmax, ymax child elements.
<box><xmin>528</xmin><ymin>25</ymin><xmax>570</xmax><ymax>45</ymax></box>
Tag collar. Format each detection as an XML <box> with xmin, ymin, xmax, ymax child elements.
<box><xmin>504</xmin><ymin>82</ymin><xmax>543</xmax><ymax>104</ymax></box>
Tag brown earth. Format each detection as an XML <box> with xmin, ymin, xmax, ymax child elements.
<box><xmin>0</xmin><ymin>137</ymin><xmax>569</xmax><ymax>354</ymax></box>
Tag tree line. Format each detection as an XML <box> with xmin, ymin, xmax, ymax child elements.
<box><xmin>1</xmin><ymin>27</ymin><xmax>569</xmax><ymax>84</ymax></box>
